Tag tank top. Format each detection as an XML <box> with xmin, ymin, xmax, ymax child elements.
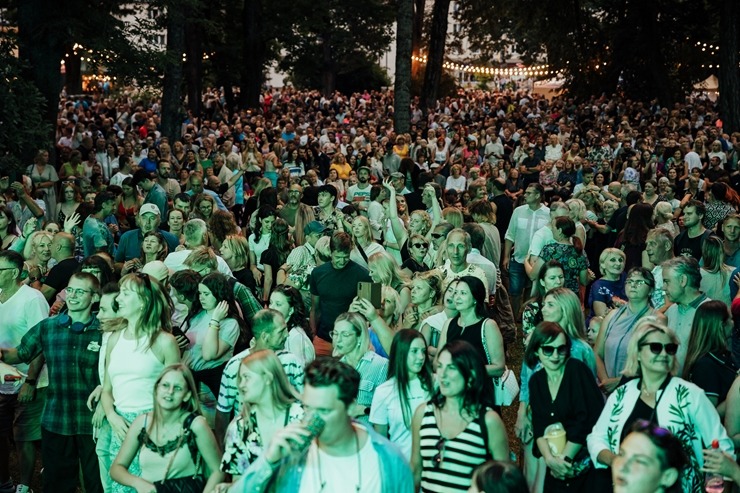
<box><xmin>446</xmin><ymin>317</ymin><xmax>487</xmax><ymax>365</ymax></box>
<box><xmin>107</xmin><ymin>333</ymin><xmax>164</xmax><ymax>414</ymax></box>
<box><xmin>419</xmin><ymin>405</ymin><xmax>488</xmax><ymax>492</ymax></box>
<box><xmin>137</xmin><ymin>413</ymin><xmax>199</xmax><ymax>482</ymax></box>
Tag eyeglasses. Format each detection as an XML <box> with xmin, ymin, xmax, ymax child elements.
<box><xmin>431</xmin><ymin>233</ymin><xmax>444</xmax><ymax>239</ymax></box>
<box><xmin>626</xmin><ymin>279</ymin><xmax>649</xmax><ymax>287</ymax></box>
<box><xmin>330</xmin><ymin>331</ymin><xmax>356</xmax><ymax>340</ymax></box>
<box><xmin>412</xmin><ymin>243</ymin><xmax>428</xmax><ymax>249</ymax></box>
<box><xmin>432</xmin><ymin>437</ymin><xmax>446</xmax><ymax>469</ymax></box>
<box><xmin>640</xmin><ymin>342</ymin><xmax>678</xmax><ymax>356</ymax></box>
<box><xmin>540</xmin><ymin>345</ymin><xmax>568</xmax><ymax>357</ymax></box>
<box><xmin>65</xmin><ymin>287</ymin><xmax>93</xmax><ymax>297</ymax></box>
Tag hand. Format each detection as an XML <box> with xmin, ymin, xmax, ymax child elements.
<box><xmin>0</xmin><ymin>362</ymin><xmax>23</xmax><ymax>383</ymax></box>
<box><xmin>515</xmin><ymin>410</ymin><xmax>532</xmax><ymax>443</ymax></box>
<box><xmin>108</xmin><ymin>223</ymin><xmax>119</xmax><ymax>234</ymax></box>
<box><xmin>174</xmin><ymin>334</ymin><xmax>190</xmax><ymax>352</ymax></box>
<box><xmin>175</xmin><ymin>244</ymin><xmax>187</xmax><ymax>252</ymax></box>
<box><xmin>252</xmin><ymin>267</ymin><xmax>263</xmax><ymax>285</ymax></box>
<box><xmin>612</xmin><ymin>296</ymin><xmax>627</xmax><ymax>307</ymax></box>
<box><xmin>733</xmin><ymin>272</ymin><xmax>740</xmax><ymax>289</ymax></box>
<box><xmin>349</xmin><ymin>297</ymin><xmax>378</xmax><ymax>322</ymax></box>
<box><xmin>213</xmin><ymin>483</ymin><xmax>233</xmax><ymax>493</ymax></box>
<box><xmin>17</xmin><ymin>383</ymin><xmax>36</xmax><ymax>403</ymax></box>
<box><xmin>702</xmin><ymin>449</ymin><xmax>740</xmax><ymax>481</ymax></box>
<box><xmin>502</xmin><ymin>256</ymin><xmax>510</xmax><ymax>272</ymax></box>
<box><xmin>63</xmin><ymin>212</ymin><xmax>81</xmax><ymax>233</ymax></box>
<box><xmin>22</xmin><ymin>218</ymin><xmax>38</xmax><ymax>238</ymax></box>
<box><xmin>263</xmin><ymin>422</ymin><xmax>313</xmax><ymax>465</ymax></box>
<box><xmin>11</xmin><ymin>182</ymin><xmax>26</xmax><ymax>197</ymax></box>
<box><xmin>123</xmin><ymin>259</ymin><xmax>142</xmax><ymax>274</ymax></box>
<box><xmin>587</xmin><ymin>269</ymin><xmax>597</xmax><ymax>282</ymax></box>
<box><xmin>91</xmin><ymin>401</ymin><xmax>106</xmax><ymax>429</ymax></box>
<box><xmin>211</xmin><ymin>300</ymin><xmax>229</xmax><ymax>323</ymax></box>
<box><xmin>132</xmin><ymin>478</ymin><xmax>157</xmax><ymax>493</ymax></box>
<box><xmin>108</xmin><ymin>412</ymin><xmax>130</xmax><ymax>441</ymax></box>
<box><xmin>599</xmin><ymin>377</ymin><xmax>621</xmax><ymax>394</ymax></box>
<box><xmin>49</xmin><ymin>300</ymin><xmax>65</xmax><ymax>315</ymax></box>
<box><xmin>546</xmin><ymin>456</ymin><xmax>573</xmax><ymax>479</ymax></box>
<box><xmin>87</xmin><ymin>385</ymin><xmax>103</xmax><ymax>411</ymax></box>
<box><xmin>382</xmin><ymin>178</ymin><xmax>394</xmax><ymax>193</ymax></box>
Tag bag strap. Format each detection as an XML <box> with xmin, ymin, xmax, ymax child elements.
<box><xmin>480</xmin><ymin>321</ymin><xmax>491</xmax><ymax>365</ymax></box>
<box><xmin>356</xmin><ymin>240</ymin><xmax>369</xmax><ymax>264</ymax></box>
<box><xmin>161</xmin><ymin>413</ymin><xmax>200</xmax><ymax>481</ymax></box>
<box><xmin>161</xmin><ymin>427</ymin><xmax>187</xmax><ymax>481</ymax></box>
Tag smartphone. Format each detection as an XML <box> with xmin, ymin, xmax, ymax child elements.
<box><xmin>357</xmin><ymin>282</ymin><xmax>382</xmax><ymax>309</ymax></box>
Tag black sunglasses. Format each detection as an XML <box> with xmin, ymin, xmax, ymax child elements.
<box><xmin>412</xmin><ymin>243</ymin><xmax>428</xmax><ymax>249</ymax></box>
<box><xmin>540</xmin><ymin>344</ymin><xmax>568</xmax><ymax>357</ymax></box>
<box><xmin>432</xmin><ymin>438</ymin><xmax>446</xmax><ymax>469</ymax></box>
<box><xmin>431</xmin><ymin>233</ymin><xmax>444</xmax><ymax>239</ymax></box>
<box><xmin>640</xmin><ymin>342</ymin><xmax>678</xmax><ymax>356</ymax></box>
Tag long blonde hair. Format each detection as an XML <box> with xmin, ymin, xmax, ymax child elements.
<box><xmin>150</xmin><ymin>364</ymin><xmax>201</xmax><ymax>433</ymax></box>
<box><xmin>238</xmin><ymin>350</ymin><xmax>299</xmax><ymax>422</ymax></box>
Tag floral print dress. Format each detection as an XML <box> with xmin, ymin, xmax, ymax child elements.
<box><xmin>221</xmin><ymin>401</ymin><xmax>304</xmax><ymax>475</ymax></box>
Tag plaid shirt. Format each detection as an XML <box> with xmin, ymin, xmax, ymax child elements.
<box><xmin>17</xmin><ymin>315</ymin><xmax>102</xmax><ymax>436</ymax></box>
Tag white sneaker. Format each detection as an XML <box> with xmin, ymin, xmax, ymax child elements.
<box><xmin>15</xmin><ymin>485</ymin><xmax>32</xmax><ymax>493</ymax></box>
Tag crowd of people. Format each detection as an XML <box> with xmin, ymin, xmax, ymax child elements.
<box><xmin>0</xmin><ymin>84</ymin><xmax>738</xmax><ymax>493</ymax></box>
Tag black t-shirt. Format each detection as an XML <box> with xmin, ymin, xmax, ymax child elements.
<box><xmin>309</xmin><ymin>260</ymin><xmax>371</xmax><ymax>340</ymax></box>
<box><xmin>492</xmin><ymin>194</ymin><xmax>514</xmax><ymax>240</ymax></box>
<box><xmin>689</xmin><ymin>351</ymin><xmax>737</xmax><ymax>404</ymax></box>
<box><xmin>45</xmin><ymin>257</ymin><xmax>81</xmax><ymax>293</ymax></box>
<box><xmin>674</xmin><ymin>229</ymin><xmax>712</xmax><ymax>261</ymax></box>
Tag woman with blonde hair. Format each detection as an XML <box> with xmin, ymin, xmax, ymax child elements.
<box><xmin>653</xmin><ymin>201</ymin><xmax>677</xmax><ymax>237</ymax></box>
<box><xmin>587</xmin><ymin>320</ymin><xmax>733</xmax><ymax>492</ymax></box>
<box><xmin>368</xmin><ymin>251</ymin><xmax>411</xmax><ymax>313</ymax></box>
<box><xmin>220</xmin><ymin>350</ymin><xmax>304</xmax><ymax>479</ymax></box>
<box><xmin>220</xmin><ymin>234</ymin><xmax>257</xmax><ymax>294</ymax></box>
<box><xmin>403</xmin><ymin>270</ymin><xmax>443</xmax><ymax>331</ymax></box>
<box><xmin>565</xmin><ymin>198</ymin><xmax>588</xmax><ymax>246</ymax></box>
<box><xmin>101</xmin><ymin>273</ymin><xmax>181</xmax><ymax>492</ymax></box>
<box><xmin>22</xmin><ymin>230</ymin><xmax>53</xmax><ymax>284</ymax></box>
<box><xmin>442</xmin><ymin>207</ymin><xmax>463</xmax><ymax>229</ymax></box>
<box><xmin>700</xmin><ymin>236</ymin><xmax>733</xmax><ymax>306</ymax></box>
<box><xmin>587</xmin><ymin>248</ymin><xmax>626</xmax><ymax>319</ymax></box>
<box><xmin>110</xmin><ymin>364</ymin><xmax>224</xmax><ymax>492</ymax></box>
<box><xmin>331</xmin><ymin>312</ymin><xmax>389</xmax><ymax>424</ymax></box>
<box><xmin>349</xmin><ymin>216</ymin><xmax>386</xmax><ymax>270</ymax></box>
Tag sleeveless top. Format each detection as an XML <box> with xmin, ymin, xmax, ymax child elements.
<box><xmin>603</xmin><ymin>304</ymin><xmax>653</xmax><ymax>378</ymax></box>
<box><xmin>419</xmin><ymin>404</ymin><xmax>488</xmax><ymax>492</ymax></box>
<box><xmin>446</xmin><ymin>317</ymin><xmax>487</xmax><ymax>365</ymax></box>
<box><xmin>107</xmin><ymin>333</ymin><xmax>164</xmax><ymax>414</ymax></box>
<box><xmin>137</xmin><ymin>413</ymin><xmax>199</xmax><ymax>482</ymax></box>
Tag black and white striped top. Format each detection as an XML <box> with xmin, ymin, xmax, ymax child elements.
<box><xmin>419</xmin><ymin>404</ymin><xmax>488</xmax><ymax>492</ymax></box>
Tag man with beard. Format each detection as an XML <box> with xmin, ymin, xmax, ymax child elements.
<box><xmin>155</xmin><ymin>160</ymin><xmax>181</xmax><ymax>203</ymax></box>
<box><xmin>279</xmin><ymin>184</ymin><xmax>315</xmax><ymax>246</ymax></box>
<box><xmin>345</xmin><ymin>166</ymin><xmax>373</xmax><ymax>214</ymax></box>
<box><xmin>673</xmin><ymin>200</ymin><xmax>713</xmax><ymax>261</ymax></box>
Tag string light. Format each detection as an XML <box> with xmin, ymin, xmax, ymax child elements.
<box><xmin>412</xmin><ymin>55</ymin><xmax>552</xmax><ymax>76</ymax></box>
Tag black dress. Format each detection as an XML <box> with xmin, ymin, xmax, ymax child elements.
<box><xmin>529</xmin><ymin>358</ymin><xmax>604</xmax><ymax>493</ymax></box>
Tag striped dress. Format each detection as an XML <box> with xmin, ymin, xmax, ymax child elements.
<box><xmin>419</xmin><ymin>404</ymin><xmax>488</xmax><ymax>492</ymax></box>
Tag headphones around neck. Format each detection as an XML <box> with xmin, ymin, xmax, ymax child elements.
<box><xmin>57</xmin><ymin>313</ymin><xmax>94</xmax><ymax>334</ymax></box>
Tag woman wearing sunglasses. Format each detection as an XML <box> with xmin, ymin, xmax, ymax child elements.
<box><xmin>411</xmin><ymin>340</ymin><xmax>509</xmax><ymax>492</ymax></box>
<box><xmin>587</xmin><ymin>320</ymin><xmax>733</xmax><ymax>492</ymax></box>
<box><xmin>526</xmin><ymin>322</ymin><xmax>604</xmax><ymax>492</ymax></box>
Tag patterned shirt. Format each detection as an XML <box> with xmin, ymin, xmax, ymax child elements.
<box><xmin>216</xmin><ymin>348</ymin><xmax>304</xmax><ymax>415</ymax></box>
<box><xmin>340</xmin><ymin>351</ymin><xmax>388</xmax><ymax>425</ymax></box>
<box><xmin>16</xmin><ymin>315</ymin><xmax>102</xmax><ymax>436</ymax></box>
<box><xmin>284</xmin><ymin>243</ymin><xmax>317</xmax><ymax>291</ymax></box>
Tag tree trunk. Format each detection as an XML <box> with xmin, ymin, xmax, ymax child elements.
<box><xmin>184</xmin><ymin>20</ymin><xmax>203</xmax><ymax>116</ymax></box>
<box><xmin>421</xmin><ymin>0</ymin><xmax>450</xmax><ymax>112</ymax></box>
<box><xmin>240</xmin><ymin>0</ymin><xmax>265</xmax><ymax>110</ymax></box>
<box><xmin>411</xmin><ymin>0</ymin><xmax>424</xmax><ymax>81</ymax></box>
<box><xmin>719</xmin><ymin>0</ymin><xmax>740</xmax><ymax>134</ymax></box>
<box><xmin>65</xmin><ymin>50</ymin><xmax>83</xmax><ymax>95</ymax></box>
<box><xmin>394</xmin><ymin>0</ymin><xmax>413</xmax><ymax>134</ymax></box>
<box><xmin>320</xmin><ymin>33</ymin><xmax>336</xmax><ymax>97</ymax></box>
<box><xmin>161</xmin><ymin>2</ymin><xmax>186</xmax><ymax>144</ymax></box>
<box><xmin>17</xmin><ymin>0</ymin><xmax>64</xmax><ymax>150</ymax></box>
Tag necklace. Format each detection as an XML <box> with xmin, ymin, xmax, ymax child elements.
<box><xmin>316</xmin><ymin>429</ymin><xmax>362</xmax><ymax>492</ymax></box>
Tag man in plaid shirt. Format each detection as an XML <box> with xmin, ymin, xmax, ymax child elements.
<box><xmin>0</xmin><ymin>272</ymin><xmax>103</xmax><ymax>493</ymax></box>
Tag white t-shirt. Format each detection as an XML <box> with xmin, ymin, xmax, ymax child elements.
<box><xmin>370</xmin><ymin>378</ymin><xmax>430</xmax><ymax>460</ymax></box>
<box><xmin>299</xmin><ymin>426</ymin><xmax>382</xmax><ymax>493</ymax></box>
<box><xmin>0</xmin><ymin>285</ymin><xmax>50</xmax><ymax>392</ymax></box>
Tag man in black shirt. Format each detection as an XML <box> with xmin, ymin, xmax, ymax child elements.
<box><xmin>674</xmin><ymin>200</ymin><xmax>712</xmax><ymax>261</ymax></box>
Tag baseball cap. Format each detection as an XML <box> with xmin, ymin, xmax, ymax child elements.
<box><xmin>390</xmin><ymin>172</ymin><xmax>404</xmax><ymax>179</ymax></box>
<box><xmin>139</xmin><ymin>204</ymin><xmax>161</xmax><ymax>217</ymax></box>
<box><xmin>304</xmin><ymin>221</ymin><xmax>326</xmax><ymax>236</ymax></box>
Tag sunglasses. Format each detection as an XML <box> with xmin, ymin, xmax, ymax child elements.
<box><xmin>640</xmin><ymin>342</ymin><xmax>678</xmax><ymax>356</ymax></box>
<box><xmin>432</xmin><ymin>438</ymin><xmax>446</xmax><ymax>468</ymax></box>
<box><xmin>540</xmin><ymin>344</ymin><xmax>568</xmax><ymax>357</ymax></box>
<box><xmin>412</xmin><ymin>243</ymin><xmax>428</xmax><ymax>249</ymax></box>
<box><xmin>431</xmin><ymin>233</ymin><xmax>444</xmax><ymax>239</ymax></box>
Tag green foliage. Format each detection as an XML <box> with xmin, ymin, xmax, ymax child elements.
<box><xmin>0</xmin><ymin>40</ymin><xmax>52</xmax><ymax>175</ymax></box>
<box><xmin>455</xmin><ymin>0</ymin><xmax>713</xmax><ymax>103</ymax></box>
<box><xmin>278</xmin><ymin>0</ymin><xmax>395</xmax><ymax>94</ymax></box>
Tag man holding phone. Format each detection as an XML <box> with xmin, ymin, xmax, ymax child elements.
<box><xmin>310</xmin><ymin>232</ymin><xmax>371</xmax><ymax>357</ymax></box>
